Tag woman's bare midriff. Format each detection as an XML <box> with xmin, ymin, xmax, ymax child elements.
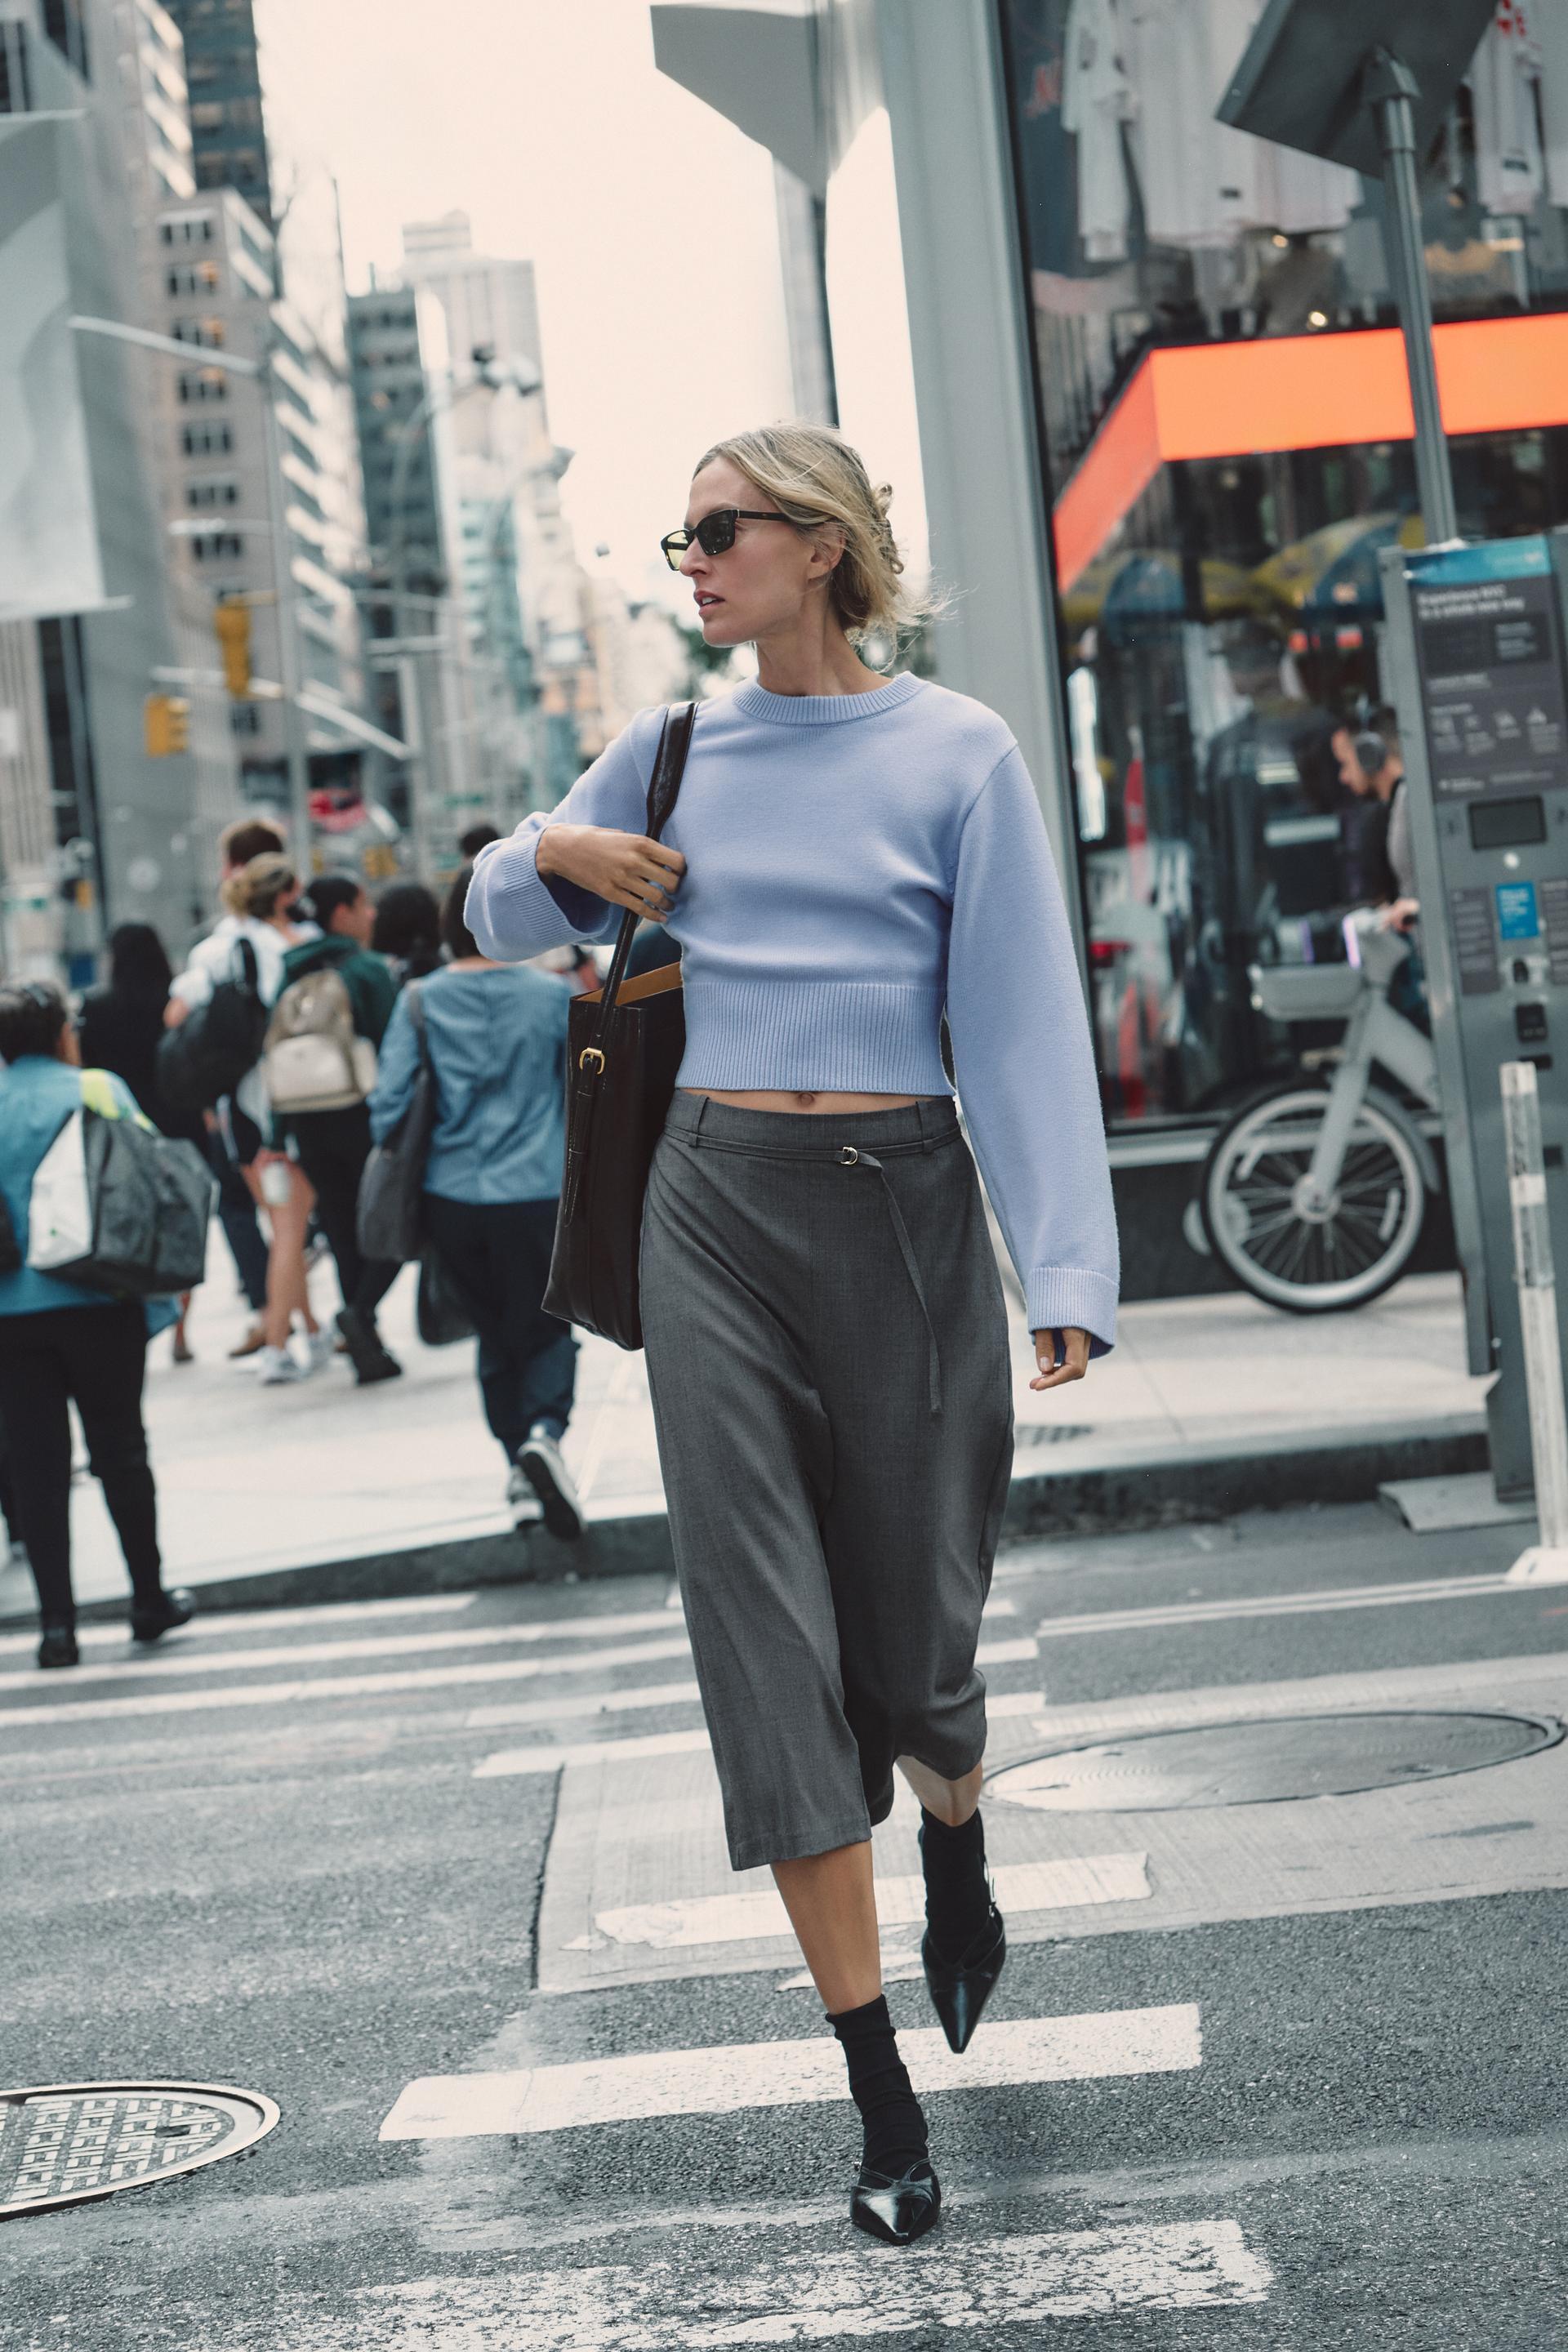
<box><xmin>678</xmin><ymin>1089</ymin><xmax>938</xmax><ymax>1114</ymax></box>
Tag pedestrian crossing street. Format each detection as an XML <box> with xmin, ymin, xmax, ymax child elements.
<box><xmin>10</xmin><ymin>1569</ymin><xmax>1568</xmax><ymax>2344</ymax></box>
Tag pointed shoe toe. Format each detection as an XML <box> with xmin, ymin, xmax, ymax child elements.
<box><xmin>850</xmin><ymin>2158</ymin><xmax>941</xmax><ymax>2246</ymax></box>
<box><xmin>921</xmin><ymin>1905</ymin><xmax>1006</xmax><ymax>2054</ymax></box>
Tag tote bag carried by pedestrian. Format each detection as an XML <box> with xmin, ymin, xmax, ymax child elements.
<box><xmin>27</xmin><ymin>1071</ymin><xmax>214</xmax><ymax>1297</ymax></box>
<box><xmin>541</xmin><ymin>700</ymin><xmax>697</xmax><ymax>1350</ymax></box>
<box><xmin>356</xmin><ymin>982</ymin><xmax>434</xmax><ymax>1264</ymax></box>
<box><xmin>157</xmin><ymin>937</ymin><xmax>269</xmax><ymax>1116</ymax></box>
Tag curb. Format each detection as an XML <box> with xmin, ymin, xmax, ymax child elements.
<box><xmin>22</xmin><ymin>1414</ymin><xmax>1492</xmax><ymax>1629</ymax></box>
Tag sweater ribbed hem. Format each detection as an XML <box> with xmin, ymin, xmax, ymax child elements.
<box><xmin>1026</xmin><ymin>1265</ymin><xmax>1119</xmax><ymax>1356</ymax></box>
<box><xmin>731</xmin><ymin>672</ymin><xmax>925</xmax><ymax>727</ymax></box>
<box><xmin>677</xmin><ymin>978</ymin><xmax>951</xmax><ymax>1095</ymax></box>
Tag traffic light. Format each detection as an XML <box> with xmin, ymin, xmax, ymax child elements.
<box><xmin>215</xmin><ymin>597</ymin><xmax>252</xmax><ymax>697</ymax></box>
<box><xmin>144</xmin><ymin>693</ymin><xmax>191</xmax><ymax>756</ymax></box>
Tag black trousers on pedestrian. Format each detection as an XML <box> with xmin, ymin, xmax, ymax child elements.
<box><xmin>289</xmin><ymin>1106</ymin><xmax>399</xmax><ymax>1322</ymax></box>
<box><xmin>421</xmin><ymin>1194</ymin><xmax>577</xmax><ymax>1461</ymax></box>
<box><xmin>0</xmin><ymin>1303</ymin><xmax>163</xmax><ymax>1628</ymax></box>
<box><xmin>205</xmin><ymin>1125</ymin><xmax>269</xmax><ymax>1312</ymax></box>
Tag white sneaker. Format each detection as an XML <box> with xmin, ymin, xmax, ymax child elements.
<box><xmin>505</xmin><ymin>1465</ymin><xmax>544</xmax><ymax>1527</ymax></box>
<box><xmin>257</xmin><ymin>1343</ymin><xmax>306</xmax><ymax>1385</ymax></box>
<box><xmin>301</xmin><ymin>1328</ymin><xmax>335</xmax><ymax>1375</ymax></box>
<box><xmin>516</xmin><ymin>1426</ymin><xmax>585</xmax><ymax>1542</ymax></box>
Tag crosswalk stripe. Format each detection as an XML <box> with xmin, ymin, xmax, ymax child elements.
<box><xmin>347</xmin><ymin>2219</ymin><xmax>1269</xmax><ymax>2343</ymax></box>
<box><xmin>379</xmin><ymin>2002</ymin><xmax>1200</xmax><ymax>2140</ymax></box>
<box><xmin>0</xmin><ymin>1591</ymin><xmax>477</xmax><ymax>1659</ymax></box>
<box><xmin>568</xmin><ymin>1854</ymin><xmax>1149</xmax><ymax>1953</ymax></box>
<box><xmin>472</xmin><ymin>1686</ymin><xmax>1049</xmax><ymax>1774</ymax></box>
<box><xmin>467</xmin><ymin>1679</ymin><xmax>704</xmax><ymax>1731</ymax></box>
<box><xmin>1035</xmin><ymin>1572</ymin><xmax>1514</xmax><ymax>1642</ymax></box>
<box><xmin>0</xmin><ymin>1609</ymin><xmax>681</xmax><ymax>1695</ymax></box>
<box><xmin>0</xmin><ymin>1636</ymin><xmax>701</xmax><ymax>1731</ymax></box>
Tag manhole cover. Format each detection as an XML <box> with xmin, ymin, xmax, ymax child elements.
<box><xmin>986</xmin><ymin>1710</ymin><xmax>1563</xmax><ymax>1813</ymax></box>
<box><xmin>0</xmin><ymin>2082</ymin><xmax>278</xmax><ymax>2216</ymax></box>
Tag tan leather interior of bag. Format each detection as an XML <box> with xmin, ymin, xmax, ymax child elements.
<box><xmin>581</xmin><ymin>960</ymin><xmax>683</xmax><ymax>1007</ymax></box>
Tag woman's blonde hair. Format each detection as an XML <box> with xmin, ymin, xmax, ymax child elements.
<box><xmin>693</xmin><ymin>422</ymin><xmax>935</xmax><ymax>653</ymax></box>
<box><xmin>220</xmin><ymin>850</ymin><xmax>297</xmax><ymax>920</ymax></box>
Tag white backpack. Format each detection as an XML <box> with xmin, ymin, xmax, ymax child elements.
<box><xmin>262</xmin><ymin>967</ymin><xmax>377</xmax><ymax>1114</ymax></box>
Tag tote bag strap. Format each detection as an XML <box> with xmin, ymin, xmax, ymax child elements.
<box><xmin>578</xmin><ymin>702</ymin><xmax>697</xmax><ymax>1079</ymax></box>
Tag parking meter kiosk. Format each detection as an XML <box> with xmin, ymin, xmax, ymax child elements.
<box><xmin>1381</xmin><ymin>534</ymin><xmax>1568</xmax><ymax>1499</ymax></box>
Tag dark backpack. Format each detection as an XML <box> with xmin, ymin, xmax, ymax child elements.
<box><xmin>27</xmin><ymin>1076</ymin><xmax>214</xmax><ymax>1298</ymax></box>
<box><xmin>156</xmin><ymin>936</ymin><xmax>269</xmax><ymax>1116</ymax></box>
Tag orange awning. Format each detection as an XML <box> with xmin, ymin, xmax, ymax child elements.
<box><xmin>1053</xmin><ymin>312</ymin><xmax>1568</xmax><ymax>594</ymax></box>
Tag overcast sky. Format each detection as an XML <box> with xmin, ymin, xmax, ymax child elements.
<box><xmin>252</xmin><ymin>0</ymin><xmax>797</xmax><ymax>607</ymax></box>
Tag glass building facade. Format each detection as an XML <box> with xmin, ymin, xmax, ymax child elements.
<box><xmin>999</xmin><ymin>0</ymin><xmax>1568</xmax><ymax>1134</ymax></box>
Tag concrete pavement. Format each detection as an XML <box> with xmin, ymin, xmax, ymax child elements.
<box><xmin>0</xmin><ymin>1232</ymin><xmax>1492</xmax><ymax>1625</ymax></box>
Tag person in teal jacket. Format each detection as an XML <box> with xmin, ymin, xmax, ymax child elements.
<box><xmin>0</xmin><ymin>979</ymin><xmax>194</xmax><ymax>1670</ymax></box>
<box><xmin>278</xmin><ymin>873</ymin><xmax>403</xmax><ymax>1385</ymax></box>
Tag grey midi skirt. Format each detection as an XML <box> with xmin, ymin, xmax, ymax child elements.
<box><xmin>640</xmin><ymin>1091</ymin><xmax>1014</xmax><ymax>1873</ymax></box>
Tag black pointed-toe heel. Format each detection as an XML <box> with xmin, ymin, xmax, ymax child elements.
<box><xmin>921</xmin><ymin>1903</ymin><xmax>1006</xmax><ymax>2054</ymax></box>
<box><xmin>850</xmin><ymin>2157</ymin><xmax>942</xmax><ymax>2245</ymax></box>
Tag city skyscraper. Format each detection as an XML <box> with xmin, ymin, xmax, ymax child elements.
<box><xmin>161</xmin><ymin>0</ymin><xmax>271</xmax><ymax>225</ymax></box>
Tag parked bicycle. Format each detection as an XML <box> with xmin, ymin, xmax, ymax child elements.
<box><xmin>1200</xmin><ymin>910</ymin><xmax>1441</xmax><ymax>1312</ymax></box>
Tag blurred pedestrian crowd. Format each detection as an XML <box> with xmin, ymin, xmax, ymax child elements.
<box><xmin>0</xmin><ymin>812</ymin><xmax>608</xmax><ymax>1670</ymax></box>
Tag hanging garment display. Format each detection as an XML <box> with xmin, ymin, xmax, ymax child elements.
<box><xmin>1062</xmin><ymin>0</ymin><xmax>1135</xmax><ymax>261</ymax></box>
<box><xmin>1471</xmin><ymin>2</ymin><xmax>1546</xmax><ymax>219</ymax></box>
<box><xmin>1124</xmin><ymin>0</ymin><xmax>1357</xmax><ymax>246</ymax></box>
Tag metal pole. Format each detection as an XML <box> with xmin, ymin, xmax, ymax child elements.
<box><xmin>257</xmin><ymin>359</ymin><xmax>314</xmax><ymax>875</ymax></box>
<box><xmin>1501</xmin><ymin>1061</ymin><xmax>1568</xmax><ymax>1583</ymax></box>
<box><xmin>1365</xmin><ymin>47</ymin><xmax>1459</xmax><ymax>546</ymax></box>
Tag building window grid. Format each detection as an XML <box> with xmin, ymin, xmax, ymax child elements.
<box><xmin>0</xmin><ymin>20</ymin><xmax>30</xmax><ymax>113</ymax></box>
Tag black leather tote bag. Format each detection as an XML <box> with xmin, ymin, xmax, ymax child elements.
<box><xmin>356</xmin><ymin>982</ymin><xmax>434</xmax><ymax>1265</ymax></box>
<box><xmin>542</xmin><ymin>701</ymin><xmax>697</xmax><ymax>1349</ymax></box>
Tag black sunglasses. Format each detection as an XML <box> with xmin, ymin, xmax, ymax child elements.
<box><xmin>661</xmin><ymin>507</ymin><xmax>797</xmax><ymax>571</ymax></box>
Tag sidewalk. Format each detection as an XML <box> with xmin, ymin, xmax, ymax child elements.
<box><xmin>0</xmin><ymin>1234</ymin><xmax>1490</xmax><ymax>1624</ymax></box>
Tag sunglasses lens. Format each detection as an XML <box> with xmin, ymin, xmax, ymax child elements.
<box><xmin>661</xmin><ymin>533</ymin><xmax>687</xmax><ymax>572</ymax></box>
<box><xmin>697</xmin><ymin>510</ymin><xmax>737</xmax><ymax>556</ymax></box>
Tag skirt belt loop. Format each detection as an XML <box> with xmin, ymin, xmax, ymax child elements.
<box><xmin>848</xmin><ymin>1147</ymin><xmax>942</xmax><ymax>1416</ymax></box>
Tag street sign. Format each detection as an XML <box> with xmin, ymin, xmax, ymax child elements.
<box><xmin>1216</xmin><ymin>0</ymin><xmax>1495</xmax><ymax>177</ymax></box>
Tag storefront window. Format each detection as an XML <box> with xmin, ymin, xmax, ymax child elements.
<box><xmin>1000</xmin><ymin>0</ymin><xmax>1568</xmax><ymax>1127</ymax></box>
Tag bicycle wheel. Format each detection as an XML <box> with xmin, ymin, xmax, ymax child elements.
<box><xmin>1200</xmin><ymin>1085</ymin><xmax>1427</xmax><ymax>1313</ymax></box>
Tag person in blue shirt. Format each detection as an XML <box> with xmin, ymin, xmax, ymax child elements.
<box><xmin>0</xmin><ymin>979</ymin><xmax>194</xmax><ymax>1670</ymax></box>
<box><xmin>368</xmin><ymin>869</ymin><xmax>583</xmax><ymax>1539</ymax></box>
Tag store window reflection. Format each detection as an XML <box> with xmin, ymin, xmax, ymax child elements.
<box><xmin>1000</xmin><ymin>0</ymin><xmax>1568</xmax><ymax>1127</ymax></box>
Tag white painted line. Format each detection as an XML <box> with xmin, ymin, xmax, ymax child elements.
<box><xmin>983</xmin><ymin>1594</ymin><xmax>1018</xmax><ymax>1617</ymax></box>
<box><xmin>0</xmin><ymin>1591</ymin><xmax>476</xmax><ymax>1659</ymax></box>
<box><xmin>351</xmin><ymin>2218</ymin><xmax>1268</xmax><ymax>2341</ymax></box>
<box><xmin>0</xmin><ymin>1636</ymin><xmax>697</xmax><ymax>1731</ymax></box>
<box><xmin>473</xmin><ymin>1687</ymin><xmax>1048</xmax><ymax>1776</ymax></box>
<box><xmin>0</xmin><ymin>1609</ymin><xmax>680</xmax><ymax>1694</ymax></box>
<box><xmin>475</xmin><ymin>1728</ymin><xmax>713</xmax><ymax>1777</ymax></box>
<box><xmin>1035</xmin><ymin>1572</ymin><xmax>1514</xmax><ymax>1642</ymax></box>
<box><xmin>379</xmin><ymin>2001</ymin><xmax>1200</xmax><ymax>2140</ymax></box>
<box><xmin>572</xmin><ymin>1854</ymin><xmax>1148</xmax><ymax>1951</ymax></box>
<box><xmin>974</xmin><ymin>1637</ymin><xmax>1039</xmax><ymax>1666</ymax></box>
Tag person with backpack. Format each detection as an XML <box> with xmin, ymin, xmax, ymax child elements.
<box><xmin>167</xmin><ymin>818</ymin><xmax>287</xmax><ymax>1361</ymax></box>
<box><xmin>368</xmin><ymin>866</ymin><xmax>582</xmax><ymax>1533</ymax></box>
<box><xmin>0</xmin><ymin>979</ymin><xmax>196</xmax><ymax>1671</ymax></box>
<box><xmin>166</xmin><ymin>852</ymin><xmax>325</xmax><ymax>1386</ymax></box>
<box><xmin>270</xmin><ymin>874</ymin><xmax>403</xmax><ymax>1384</ymax></box>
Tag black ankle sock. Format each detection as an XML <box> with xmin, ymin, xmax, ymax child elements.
<box><xmin>827</xmin><ymin>1993</ymin><xmax>929</xmax><ymax>2177</ymax></box>
<box><xmin>919</xmin><ymin>1806</ymin><xmax>991</xmax><ymax>1961</ymax></box>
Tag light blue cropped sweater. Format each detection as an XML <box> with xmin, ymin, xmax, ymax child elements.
<box><xmin>466</xmin><ymin>671</ymin><xmax>1119</xmax><ymax>1351</ymax></box>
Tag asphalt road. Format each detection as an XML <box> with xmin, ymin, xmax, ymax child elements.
<box><xmin>4</xmin><ymin>1499</ymin><xmax>1567</xmax><ymax>2349</ymax></box>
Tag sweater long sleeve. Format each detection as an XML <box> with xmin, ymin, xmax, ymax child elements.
<box><xmin>946</xmin><ymin>747</ymin><xmax>1118</xmax><ymax>1352</ymax></box>
<box><xmin>462</xmin><ymin>673</ymin><xmax>1118</xmax><ymax>1351</ymax></box>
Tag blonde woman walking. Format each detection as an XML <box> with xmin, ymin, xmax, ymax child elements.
<box><xmin>467</xmin><ymin>424</ymin><xmax>1118</xmax><ymax>2244</ymax></box>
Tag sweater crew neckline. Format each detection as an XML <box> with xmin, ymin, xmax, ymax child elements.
<box><xmin>731</xmin><ymin>671</ymin><xmax>924</xmax><ymax>727</ymax></box>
